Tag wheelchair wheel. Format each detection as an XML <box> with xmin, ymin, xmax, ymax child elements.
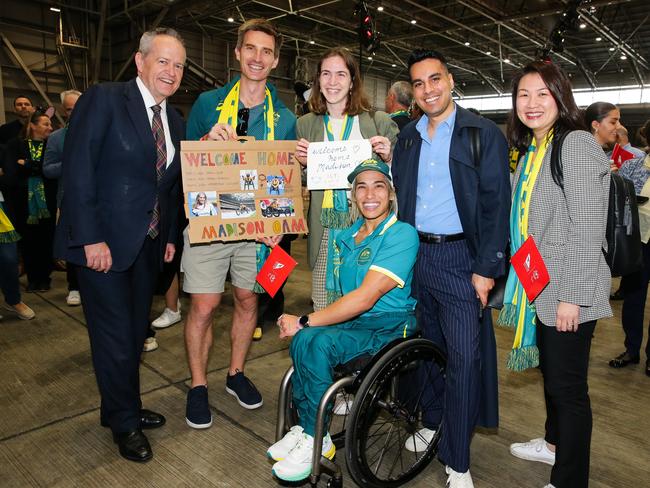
<box><xmin>345</xmin><ymin>338</ymin><xmax>446</xmax><ymax>488</ymax></box>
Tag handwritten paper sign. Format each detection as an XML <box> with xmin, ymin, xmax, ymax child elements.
<box><xmin>307</xmin><ymin>139</ymin><xmax>372</xmax><ymax>190</ymax></box>
<box><xmin>181</xmin><ymin>139</ymin><xmax>308</xmax><ymax>244</ymax></box>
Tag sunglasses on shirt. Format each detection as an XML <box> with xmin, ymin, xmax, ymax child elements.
<box><xmin>236</xmin><ymin>107</ymin><xmax>250</xmax><ymax>136</ymax></box>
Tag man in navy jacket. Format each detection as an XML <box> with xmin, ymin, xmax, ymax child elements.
<box><xmin>55</xmin><ymin>28</ymin><xmax>186</xmax><ymax>463</ymax></box>
<box><xmin>391</xmin><ymin>49</ymin><xmax>509</xmax><ymax>488</ymax></box>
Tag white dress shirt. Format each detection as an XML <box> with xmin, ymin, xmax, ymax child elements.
<box><xmin>136</xmin><ymin>76</ymin><xmax>175</xmax><ymax>167</ymax></box>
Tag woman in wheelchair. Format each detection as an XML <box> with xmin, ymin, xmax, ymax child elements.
<box><xmin>268</xmin><ymin>159</ymin><xmax>419</xmax><ymax>482</ymax></box>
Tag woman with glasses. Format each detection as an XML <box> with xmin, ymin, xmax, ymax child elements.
<box><xmin>503</xmin><ymin>61</ymin><xmax>611</xmax><ymax>488</ymax></box>
<box><xmin>295</xmin><ymin>47</ymin><xmax>399</xmax><ymax>311</ymax></box>
<box><xmin>1</xmin><ymin>109</ymin><xmax>56</xmax><ymax>293</ymax></box>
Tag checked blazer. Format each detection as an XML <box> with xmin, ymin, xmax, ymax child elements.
<box><xmin>513</xmin><ymin>130</ymin><xmax>612</xmax><ymax>326</ymax></box>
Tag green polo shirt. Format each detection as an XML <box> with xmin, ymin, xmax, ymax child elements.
<box><xmin>186</xmin><ymin>76</ymin><xmax>296</xmax><ymax>141</ymax></box>
<box><xmin>336</xmin><ymin>213</ymin><xmax>418</xmax><ymax>317</ymax></box>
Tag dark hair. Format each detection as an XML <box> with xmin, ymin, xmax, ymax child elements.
<box><xmin>236</xmin><ymin>18</ymin><xmax>283</xmax><ymax>58</ymax></box>
<box><xmin>507</xmin><ymin>61</ymin><xmax>585</xmax><ymax>154</ymax></box>
<box><xmin>407</xmin><ymin>49</ymin><xmax>449</xmax><ymax>75</ymax></box>
<box><xmin>639</xmin><ymin>118</ymin><xmax>650</xmax><ymax>147</ymax></box>
<box><xmin>507</xmin><ymin>61</ymin><xmax>585</xmax><ymax>187</ymax></box>
<box><xmin>307</xmin><ymin>47</ymin><xmax>371</xmax><ymax>116</ymax></box>
<box><xmin>584</xmin><ymin>101</ymin><xmax>617</xmax><ymax>134</ymax></box>
<box><xmin>13</xmin><ymin>95</ymin><xmax>33</xmax><ymax>107</ymax></box>
<box><xmin>20</xmin><ymin>109</ymin><xmax>49</xmax><ymax>139</ymax></box>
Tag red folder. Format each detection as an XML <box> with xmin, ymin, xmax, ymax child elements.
<box><xmin>510</xmin><ymin>236</ymin><xmax>550</xmax><ymax>302</ymax></box>
<box><xmin>256</xmin><ymin>245</ymin><xmax>298</xmax><ymax>297</ymax></box>
<box><xmin>611</xmin><ymin>143</ymin><xmax>635</xmax><ymax>169</ymax></box>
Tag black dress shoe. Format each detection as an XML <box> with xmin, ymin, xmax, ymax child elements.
<box><xmin>610</xmin><ymin>288</ymin><xmax>625</xmax><ymax>300</ymax></box>
<box><xmin>608</xmin><ymin>351</ymin><xmax>640</xmax><ymax>368</ymax></box>
<box><xmin>113</xmin><ymin>429</ymin><xmax>152</xmax><ymax>462</ymax></box>
<box><xmin>140</xmin><ymin>409</ymin><xmax>166</xmax><ymax>429</ymax></box>
<box><xmin>101</xmin><ymin>409</ymin><xmax>166</xmax><ymax>429</ymax></box>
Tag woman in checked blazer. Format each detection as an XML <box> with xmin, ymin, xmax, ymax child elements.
<box><xmin>504</xmin><ymin>61</ymin><xmax>611</xmax><ymax>488</ymax></box>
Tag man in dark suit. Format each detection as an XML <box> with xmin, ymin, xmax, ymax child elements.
<box><xmin>391</xmin><ymin>49</ymin><xmax>509</xmax><ymax>488</ymax></box>
<box><xmin>56</xmin><ymin>28</ymin><xmax>186</xmax><ymax>462</ymax></box>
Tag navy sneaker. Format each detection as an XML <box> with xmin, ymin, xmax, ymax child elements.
<box><xmin>225</xmin><ymin>370</ymin><xmax>263</xmax><ymax>409</ymax></box>
<box><xmin>185</xmin><ymin>385</ymin><xmax>212</xmax><ymax>429</ymax></box>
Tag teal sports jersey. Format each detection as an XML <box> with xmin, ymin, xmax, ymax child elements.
<box><xmin>336</xmin><ymin>213</ymin><xmax>418</xmax><ymax>316</ymax></box>
<box><xmin>186</xmin><ymin>76</ymin><xmax>296</xmax><ymax>141</ymax></box>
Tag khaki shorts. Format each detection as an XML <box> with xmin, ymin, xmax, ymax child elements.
<box><xmin>181</xmin><ymin>228</ymin><xmax>257</xmax><ymax>293</ymax></box>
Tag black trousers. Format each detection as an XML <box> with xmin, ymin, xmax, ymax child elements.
<box><xmin>537</xmin><ymin>318</ymin><xmax>596</xmax><ymax>488</ymax></box>
<box><xmin>620</xmin><ymin>240</ymin><xmax>650</xmax><ymax>360</ymax></box>
<box><xmin>77</xmin><ymin>237</ymin><xmax>159</xmax><ymax>433</ymax></box>
<box><xmin>19</xmin><ymin>218</ymin><xmax>54</xmax><ymax>286</ymax></box>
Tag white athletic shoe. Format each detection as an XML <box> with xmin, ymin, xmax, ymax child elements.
<box><xmin>332</xmin><ymin>392</ymin><xmax>353</xmax><ymax>416</ymax></box>
<box><xmin>152</xmin><ymin>301</ymin><xmax>181</xmax><ymax>329</ymax></box>
<box><xmin>510</xmin><ymin>438</ymin><xmax>556</xmax><ymax>466</ymax></box>
<box><xmin>142</xmin><ymin>337</ymin><xmax>158</xmax><ymax>352</ymax></box>
<box><xmin>445</xmin><ymin>466</ymin><xmax>474</xmax><ymax>488</ymax></box>
<box><xmin>272</xmin><ymin>432</ymin><xmax>335</xmax><ymax>482</ymax></box>
<box><xmin>404</xmin><ymin>427</ymin><xmax>436</xmax><ymax>452</ymax></box>
<box><xmin>543</xmin><ymin>485</ymin><xmax>557</xmax><ymax>488</ymax></box>
<box><xmin>267</xmin><ymin>425</ymin><xmax>304</xmax><ymax>461</ymax></box>
<box><xmin>66</xmin><ymin>290</ymin><xmax>81</xmax><ymax>306</ymax></box>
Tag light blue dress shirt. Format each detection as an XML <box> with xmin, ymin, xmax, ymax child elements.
<box><xmin>415</xmin><ymin>107</ymin><xmax>463</xmax><ymax>234</ymax></box>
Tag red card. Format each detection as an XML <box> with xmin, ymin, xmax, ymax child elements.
<box><xmin>611</xmin><ymin>143</ymin><xmax>635</xmax><ymax>169</ymax></box>
<box><xmin>510</xmin><ymin>236</ymin><xmax>550</xmax><ymax>302</ymax></box>
<box><xmin>255</xmin><ymin>245</ymin><xmax>298</xmax><ymax>297</ymax></box>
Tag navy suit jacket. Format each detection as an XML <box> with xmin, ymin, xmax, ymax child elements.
<box><xmin>55</xmin><ymin>78</ymin><xmax>184</xmax><ymax>272</ymax></box>
<box><xmin>392</xmin><ymin>105</ymin><xmax>510</xmax><ymax>279</ymax></box>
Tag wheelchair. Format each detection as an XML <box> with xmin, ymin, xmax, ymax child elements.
<box><xmin>275</xmin><ymin>335</ymin><xmax>447</xmax><ymax>487</ymax></box>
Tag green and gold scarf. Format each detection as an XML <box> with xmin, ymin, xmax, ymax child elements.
<box><xmin>497</xmin><ymin>134</ymin><xmax>551</xmax><ymax>371</ymax></box>
<box><xmin>26</xmin><ymin>140</ymin><xmax>50</xmax><ymax>224</ymax></box>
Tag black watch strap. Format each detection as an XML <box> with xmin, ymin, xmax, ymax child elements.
<box><xmin>299</xmin><ymin>314</ymin><xmax>310</xmax><ymax>328</ymax></box>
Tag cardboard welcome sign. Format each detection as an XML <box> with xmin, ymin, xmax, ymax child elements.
<box><xmin>181</xmin><ymin>139</ymin><xmax>308</xmax><ymax>244</ymax></box>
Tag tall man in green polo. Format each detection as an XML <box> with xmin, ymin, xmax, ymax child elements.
<box><xmin>183</xmin><ymin>18</ymin><xmax>296</xmax><ymax>429</ymax></box>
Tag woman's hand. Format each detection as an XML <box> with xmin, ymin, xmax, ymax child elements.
<box><xmin>555</xmin><ymin>301</ymin><xmax>581</xmax><ymax>332</ymax></box>
<box><xmin>295</xmin><ymin>138</ymin><xmax>309</xmax><ymax>167</ymax></box>
<box><xmin>369</xmin><ymin>136</ymin><xmax>392</xmax><ymax>163</ymax></box>
<box><xmin>17</xmin><ymin>159</ymin><xmax>26</xmax><ymax>166</ymax></box>
<box><xmin>278</xmin><ymin>313</ymin><xmax>301</xmax><ymax>338</ymax></box>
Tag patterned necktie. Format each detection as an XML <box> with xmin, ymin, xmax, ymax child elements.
<box><xmin>148</xmin><ymin>104</ymin><xmax>167</xmax><ymax>239</ymax></box>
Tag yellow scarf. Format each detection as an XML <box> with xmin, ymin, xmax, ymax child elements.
<box><xmin>216</xmin><ymin>80</ymin><xmax>275</xmax><ymax>140</ymax></box>
<box><xmin>0</xmin><ymin>203</ymin><xmax>20</xmax><ymax>243</ymax></box>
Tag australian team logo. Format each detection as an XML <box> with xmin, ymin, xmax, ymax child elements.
<box><xmin>358</xmin><ymin>248</ymin><xmax>372</xmax><ymax>264</ymax></box>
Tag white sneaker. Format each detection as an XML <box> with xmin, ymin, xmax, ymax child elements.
<box><xmin>66</xmin><ymin>290</ymin><xmax>81</xmax><ymax>306</ymax></box>
<box><xmin>510</xmin><ymin>438</ymin><xmax>556</xmax><ymax>466</ymax></box>
<box><xmin>143</xmin><ymin>337</ymin><xmax>158</xmax><ymax>352</ymax></box>
<box><xmin>543</xmin><ymin>485</ymin><xmax>557</xmax><ymax>488</ymax></box>
<box><xmin>404</xmin><ymin>427</ymin><xmax>436</xmax><ymax>452</ymax></box>
<box><xmin>272</xmin><ymin>432</ymin><xmax>335</xmax><ymax>482</ymax></box>
<box><xmin>332</xmin><ymin>392</ymin><xmax>353</xmax><ymax>416</ymax></box>
<box><xmin>445</xmin><ymin>466</ymin><xmax>474</xmax><ymax>488</ymax></box>
<box><xmin>267</xmin><ymin>425</ymin><xmax>304</xmax><ymax>461</ymax></box>
<box><xmin>152</xmin><ymin>302</ymin><xmax>181</xmax><ymax>329</ymax></box>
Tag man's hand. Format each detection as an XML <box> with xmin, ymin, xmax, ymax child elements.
<box><xmin>472</xmin><ymin>273</ymin><xmax>495</xmax><ymax>308</ymax></box>
<box><xmin>257</xmin><ymin>235</ymin><xmax>282</xmax><ymax>248</ymax></box>
<box><xmin>295</xmin><ymin>138</ymin><xmax>310</xmax><ymax>167</ymax></box>
<box><xmin>555</xmin><ymin>302</ymin><xmax>581</xmax><ymax>332</ymax></box>
<box><xmin>206</xmin><ymin>123</ymin><xmax>237</xmax><ymax>141</ymax></box>
<box><xmin>164</xmin><ymin>243</ymin><xmax>176</xmax><ymax>263</ymax></box>
<box><xmin>84</xmin><ymin>242</ymin><xmax>112</xmax><ymax>273</ymax></box>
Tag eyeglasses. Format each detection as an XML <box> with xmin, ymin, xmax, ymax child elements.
<box><xmin>236</xmin><ymin>107</ymin><xmax>250</xmax><ymax>136</ymax></box>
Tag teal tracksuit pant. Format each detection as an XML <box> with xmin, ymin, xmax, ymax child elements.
<box><xmin>289</xmin><ymin>311</ymin><xmax>416</xmax><ymax>436</ymax></box>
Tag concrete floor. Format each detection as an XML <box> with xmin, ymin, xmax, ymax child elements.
<box><xmin>1</xmin><ymin>238</ymin><xmax>648</xmax><ymax>487</ymax></box>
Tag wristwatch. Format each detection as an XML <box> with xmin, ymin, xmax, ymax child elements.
<box><xmin>298</xmin><ymin>314</ymin><xmax>311</xmax><ymax>328</ymax></box>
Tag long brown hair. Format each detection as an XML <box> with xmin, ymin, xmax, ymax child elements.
<box><xmin>308</xmin><ymin>47</ymin><xmax>371</xmax><ymax>116</ymax></box>
<box><xmin>506</xmin><ymin>61</ymin><xmax>585</xmax><ymax>154</ymax></box>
